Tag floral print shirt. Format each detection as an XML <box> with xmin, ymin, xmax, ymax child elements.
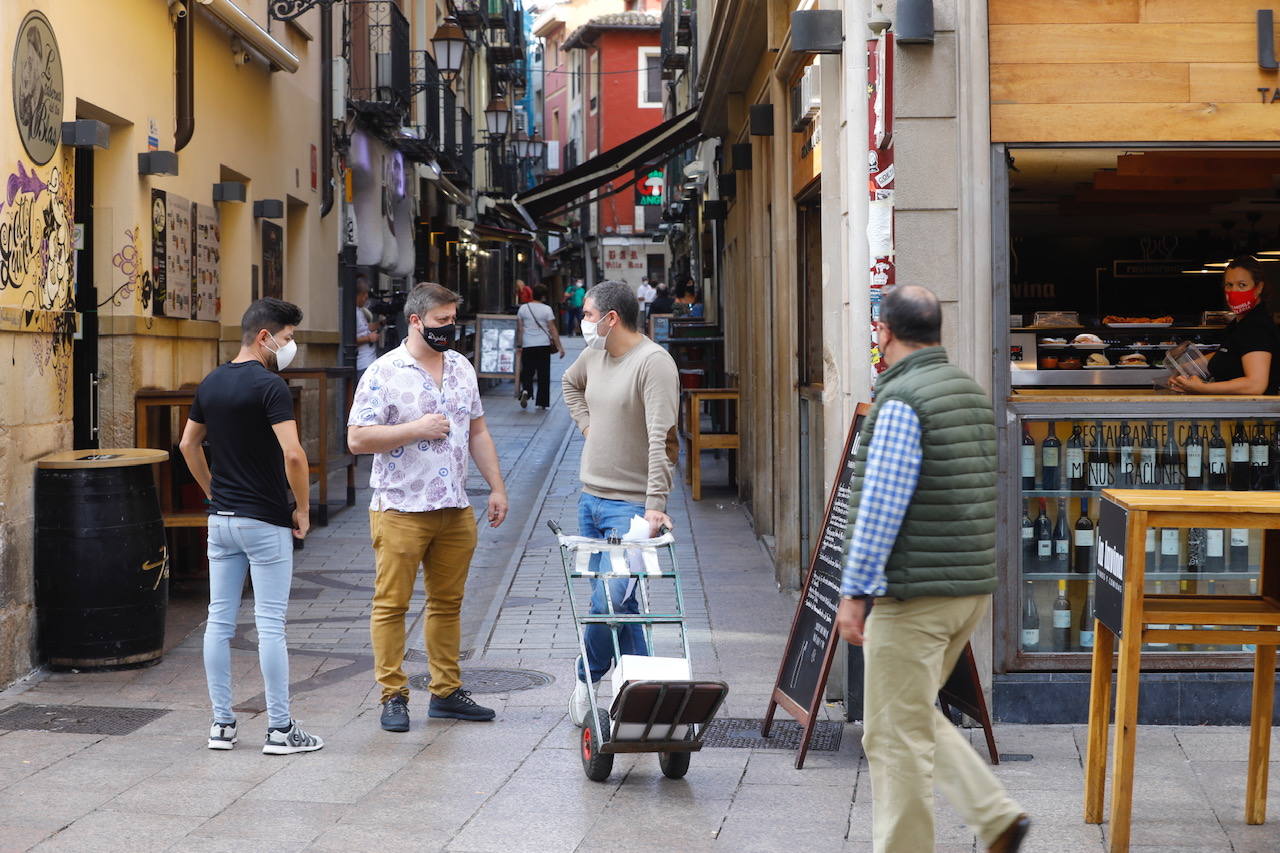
<box><xmin>348</xmin><ymin>342</ymin><xmax>484</xmax><ymax>512</ymax></box>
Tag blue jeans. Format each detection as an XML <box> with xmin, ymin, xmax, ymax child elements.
<box><xmin>576</xmin><ymin>493</ymin><xmax>651</xmax><ymax>683</ymax></box>
<box><xmin>204</xmin><ymin>515</ymin><xmax>294</xmax><ymax>729</ymax></box>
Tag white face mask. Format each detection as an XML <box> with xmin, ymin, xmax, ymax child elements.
<box><xmin>581</xmin><ymin>315</ymin><xmax>612</xmax><ymax>351</ymax></box>
<box><xmin>265</xmin><ymin>334</ymin><xmax>297</xmax><ymax>371</ymax></box>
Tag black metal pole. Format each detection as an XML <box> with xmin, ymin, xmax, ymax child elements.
<box><xmin>339</xmin><ymin>245</ymin><xmax>357</xmax><ymax>368</ymax></box>
<box><xmin>320</xmin><ymin>4</ymin><xmax>334</xmax><ymax>218</ymax></box>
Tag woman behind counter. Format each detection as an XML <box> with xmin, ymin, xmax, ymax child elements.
<box><xmin>1171</xmin><ymin>255</ymin><xmax>1280</xmax><ymax>396</ymax></box>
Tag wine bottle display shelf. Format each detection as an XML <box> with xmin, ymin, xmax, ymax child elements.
<box><xmin>1023</xmin><ymin>570</ymin><xmax>1260</xmax><ymax>581</ymax></box>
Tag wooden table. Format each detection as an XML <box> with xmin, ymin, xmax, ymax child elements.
<box><xmin>281</xmin><ymin>366</ymin><xmax>357</xmax><ymax>525</ymax></box>
<box><xmin>680</xmin><ymin>388</ymin><xmax>739</xmax><ymax>501</ymax></box>
<box><xmin>1084</xmin><ymin>490</ymin><xmax>1280</xmax><ymax>852</ymax></box>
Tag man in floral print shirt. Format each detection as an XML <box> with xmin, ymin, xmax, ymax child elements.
<box><xmin>348</xmin><ymin>283</ymin><xmax>509</xmax><ymax>732</ymax></box>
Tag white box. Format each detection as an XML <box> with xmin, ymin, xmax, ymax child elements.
<box><xmin>611</xmin><ymin>654</ymin><xmax>691</xmax><ymax>697</ymax></box>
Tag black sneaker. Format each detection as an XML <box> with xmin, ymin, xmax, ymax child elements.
<box><xmin>428</xmin><ymin>688</ymin><xmax>496</xmax><ymax>721</ymax></box>
<box><xmin>380</xmin><ymin>694</ymin><xmax>410</xmax><ymax>732</ymax></box>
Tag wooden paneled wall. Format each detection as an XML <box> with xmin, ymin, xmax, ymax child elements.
<box><xmin>990</xmin><ymin>1</ymin><xmax>1280</xmax><ymax>141</ymax></box>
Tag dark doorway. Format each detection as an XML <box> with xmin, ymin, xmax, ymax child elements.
<box><xmin>72</xmin><ymin>145</ymin><xmax>98</xmax><ymax>449</ymax></box>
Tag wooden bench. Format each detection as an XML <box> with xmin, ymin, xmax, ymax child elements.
<box><xmin>681</xmin><ymin>388</ymin><xmax>739</xmax><ymax>501</ymax></box>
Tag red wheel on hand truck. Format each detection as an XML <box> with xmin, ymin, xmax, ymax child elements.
<box><xmin>581</xmin><ymin>709</ymin><xmax>614</xmax><ymax>782</ymax></box>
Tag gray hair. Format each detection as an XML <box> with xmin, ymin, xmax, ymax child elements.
<box><xmin>880</xmin><ymin>284</ymin><xmax>941</xmax><ymax>346</ymax></box>
<box><xmin>585</xmin><ymin>280</ymin><xmax>639</xmax><ymax>330</ymax></box>
<box><xmin>404</xmin><ymin>281</ymin><xmax>461</xmax><ymax>321</ymax></box>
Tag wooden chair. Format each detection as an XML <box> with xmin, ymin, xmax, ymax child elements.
<box><xmin>681</xmin><ymin>388</ymin><xmax>739</xmax><ymax>501</ymax></box>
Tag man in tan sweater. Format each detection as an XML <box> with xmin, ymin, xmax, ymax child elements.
<box><xmin>562</xmin><ymin>280</ymin><xmax>680</xmax><ymax>726</ymax></box>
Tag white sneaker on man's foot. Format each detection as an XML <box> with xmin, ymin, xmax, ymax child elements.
<box><xmin>569</xmin><ymin>679</ymin><xmax>597</xmax><ymax>727</ymax></box>
<box><xmin>262</xmin><ymin>721</ymin><xmax>324</xmax><ymax>755</ymax></box>
<box><xmin>207</xmin><ymin>720</ymin><xmax>237</xmax><ymax>750</ymax></box>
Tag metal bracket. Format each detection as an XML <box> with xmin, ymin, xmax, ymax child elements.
<box><xmin>269</xmin><ymin>0</ymin><xmax>338</xmax><ymax>22</ymax></box>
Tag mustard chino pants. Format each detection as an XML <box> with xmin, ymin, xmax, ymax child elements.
<box><xmin>862</xmin><ymin>594</ymin><xmax>1023</xmax><ymax>852</ymax></box>
<box><xmin>369</xmin><ymin>508</ymin><xmax>477</xmax><ymax>701</ymax></box>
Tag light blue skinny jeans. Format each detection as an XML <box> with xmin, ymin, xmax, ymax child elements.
<box><xmin>576</xmin><ymin>493</ymin><xmax>652</xmax><ymax>683</ymax></box>
<box><xmin>204</xmin><ymin>515</ymin><xmax>294</xmax><ymax>729</ymax></box>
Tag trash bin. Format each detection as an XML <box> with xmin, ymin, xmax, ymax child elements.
<box><xmin>35</xmin><ymin>448</ymin><xmax>170</xmax><ymax>670</ymax></box>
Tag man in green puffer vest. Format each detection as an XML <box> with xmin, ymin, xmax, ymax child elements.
<box><xmin>836</xmin><ymin>285</ymin><xmax>1029</xmax><ymax>853</ymax></box>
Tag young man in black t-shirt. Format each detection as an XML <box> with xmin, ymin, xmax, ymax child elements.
<box><xmin>180</xmin><ymin>298</ymin><xmax>323</xmax><ymax>755</ymax></box>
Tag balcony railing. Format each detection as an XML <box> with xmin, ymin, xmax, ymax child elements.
<box><xmin>345</xmin><ymin>0</ymin><xmax>411</xmax><ymax>127</ymax></box>
<box><xmin>486</xmin><ymin>0</ymin><xmax>525</xmax><ymax>65</ymax></box>
<box><xmin>660</xmin><ymin>0</ymin><xmax>689</xmax><ymax>76</ymax></box>
<box><xmin>452</xmin><ymin>0</ymin><xmax>485</xmax><ymax>28</ymax></box>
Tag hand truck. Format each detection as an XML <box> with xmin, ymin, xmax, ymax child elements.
<box><xmin>548</xmin><ymin>521</ymin><xmax>729</xmax><ymax>782</ymax></box>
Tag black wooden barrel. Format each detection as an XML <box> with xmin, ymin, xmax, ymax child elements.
<box><xmin>35</xmin><ymin>448</ymin><xmax>170</xmax><ymax>670</ymax></box>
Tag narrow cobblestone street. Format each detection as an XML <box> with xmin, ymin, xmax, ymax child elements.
<box><xmin>0</xmin><ymin>341</ymin><xmax>1277</xmax><ymax>852</ymax></box>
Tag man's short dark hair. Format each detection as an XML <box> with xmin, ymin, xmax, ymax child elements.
<box><xmin>586</xmin><ymin>281</ymin><xmax>639</xmax><ymax>330</ymax></box>
<box><xmin>404</xmin><ymin>282</ymin><xmax>461</xmax><ymax>321</ymax></box>
<box><xmin>532</xmin><ymin>283</ymin><xmax>548</xmax><ymax>302</ymax></box>
<box><xmin>880</xmin><ymin>285</ymin><xmax>942</xmax><ymax>346</ymax></box>
<box><xmin>355</xmin><ymin>276</ymin><xmax>370</xmax><ymax>296</ymax></box>
<box><xmin>241</xmin><ymin>297</ymin><xmax>303</xmax><ymax>345</ymax></box>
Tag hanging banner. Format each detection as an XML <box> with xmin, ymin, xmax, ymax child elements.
<box><xmin>867</xmin><ymin>32</ymin><xmax>895</xmax><ymax>377</ymax></box>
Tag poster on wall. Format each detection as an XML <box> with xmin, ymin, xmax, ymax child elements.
<box><xmin>262</xmin><ymin>221</ymin><xmax>284</xmax><ymax>300</ymax></box>
<box><xmin>151</xmin><ymin>189</ymin><xmax>167</xmax><ymax>315</ymax></box>
<box><xmin>161</xmin><ymin>192</ymin><xmax>192</xmax><ymax>317</ymax></box>
<box><xmin>12</xmin><ymin>11</ymin><xmax>64</xmax><ymax>167</ymax></box>
<box><xmin>193</xmin><ymin>203</ymin><xmax>220</xmax><ymax>322</ymax></box>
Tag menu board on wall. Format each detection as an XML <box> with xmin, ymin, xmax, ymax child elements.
<box><xmin>261</xmin><ymin>220</ymin><xmax>284</xmax><ymax>300</ymax></box>
<box><xmin>193</xmin><ymin>203</ymin><xmax>220</xmax><ymax>322</ymax></box>
<box><xmin>164</xmin><ymin>192</ymin><xmax>192</xmax><ymax>317</ymax></box>
<box><xmin>150</xmin><ymin>189</ymin><xmax>167</xmax><ymax>315</ymax></box>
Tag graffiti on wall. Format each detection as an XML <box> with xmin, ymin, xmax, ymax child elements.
<box><xmin>12</xmin><ymin>11</ymin><xmax>63</xmax><ymax>166</ymax></box>
<box><xmin>100</xmin><ymin>226</ymin><xmax>144</xmax><ymax>310</ymax></box>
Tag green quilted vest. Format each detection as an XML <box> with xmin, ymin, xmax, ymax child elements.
<box><xmin>846</xmin><ymin>346</ymin><xmax>998</xmax><ymax>599</ymax></box>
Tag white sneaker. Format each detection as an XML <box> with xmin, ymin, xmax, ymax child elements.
<box><xmin>207</xmin><ymin>720</ymin><xmax>237</xmax><ymax>750</ymax></box>
<box><xmin>262</xmin><ymin>720</ymin><xmax>324</xmax><ymax>755</ymax></box>
<box><xmin>569</xmin><ymin>679</ymin><xmax>598</xmax><ymax>728</ymax></box>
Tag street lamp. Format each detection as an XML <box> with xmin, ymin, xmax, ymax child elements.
<box><xmin>528</xmin><ymin>134</ymin><xmax>545</xmax><ymax>161</ymax></box>
<box><xmin>431</xmin><ymin>17</ymin><xmax>468</xmax><ymax>81</ymax></box>
<box><xmin>484</xmin><ymin>95</ymin><xmax>512</xmax><ymax>137</ymax></box>
<box><xmin>512</xmin><ymin>133</ymin><xmax>531</xmax><ymax>160</ymax></box>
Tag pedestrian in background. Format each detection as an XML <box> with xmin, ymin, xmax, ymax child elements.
<box><xmin>517</xmin><ymin>283</ymin><xmax>565</xmax><ymax>411</ymax></box>
<box><xmin>835</xmin><ymin>285</ymin><xmax>1028</xmax><ymax>853</ymax></box>
<box><xmin>179</xmin><ymin>297</ymin><xmax>324</xmax><ymax>756</ymax></box>
<box><xmin>561</xmin><ymin>280</ymin><xmax>680</xmax><ymax>726</ymax></box>
<box><xmin>565</xmin><ymin>278</ymin><xmax>586</xmax><ymax>335</ymax></box>
<box><xmin>636</xmin><ymin>277</ymin><xmax>657</xmax><ymax>330</ymax></box>
<box><xmin>515</xmin><ymin>278</ymin><xmax>533</xmax><ymax>305</ymax></box>
<box><xmin>649</xmin><ymin>284</ymin><xmax>674</xmax><ymax>316</ymax></box>
<box><xmin>355</xmin><ymin>276</ymin><xmax>382</xmax><ymax>383</ymax></box>
<box><xmin>347</xmin><ymin>283</ymin><xmax>510</xmax><ymax>733</ymax></box>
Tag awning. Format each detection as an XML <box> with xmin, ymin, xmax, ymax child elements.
<box><xmin>475</xmin><ymin>224</ymin><xmax>533</xmax><ymax>243</ymax></box>
<box><xmin>515</xmin><ymin>109</ymin><xmax>701</xmax><ymax>219</ymax></box>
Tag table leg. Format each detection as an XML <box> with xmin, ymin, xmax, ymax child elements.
<box><xmin>1108</xmin><ymin>633</ymin><xmax>1142</xmax><ymax>853</ymax></box>
<box><xmin>1246</xmin><ymin>642</ymin><xmax>1276</xmax><ymax>825</ymax></box>
<box><xmin>1085</xmin><ymin>620</ymin><xmax>1115</xmax><ymax>824</ymax></box>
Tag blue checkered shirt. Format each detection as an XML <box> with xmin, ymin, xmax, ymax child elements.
<box><xmin>841</xmin><ymin>399</ymin><xmax>922</xmax><ymax>597</ymax></box>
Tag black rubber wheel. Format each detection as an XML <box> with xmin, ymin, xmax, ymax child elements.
<box><xmin>659</xmin><ymin>729</ymin><xmax>693</xmax><ymax>779</ymax></box>
<box><xmin>582</xmin><ymin>709</ymin><xmax>614</xmax><ymax>782</ymax></box>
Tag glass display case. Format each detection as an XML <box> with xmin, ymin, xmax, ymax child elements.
<box><xmin>1004</xmin><ymin>404</ymin><xmax>1279</xmax><ymax>669</ymax></box>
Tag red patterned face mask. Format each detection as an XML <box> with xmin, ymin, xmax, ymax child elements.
<box><xmin>1226</xmin><ymin>288</ymin><xmax>1262</xmax><ymax>315</ymax></box>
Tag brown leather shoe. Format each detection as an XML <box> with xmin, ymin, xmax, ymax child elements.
<box><xmin>988</xmin><ymin>814</ymin><xmax>1030</xmax><ymax>853</ymax></box>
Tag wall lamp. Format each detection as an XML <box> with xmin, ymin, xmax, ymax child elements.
<box><xmin>253</xmin><ymin>198</ymin><xmax>285</xmax><ymax>218</ymax></box>
<box><xmin>61</xmin><ymin>120</ymin><xmax>110</xmax><ymax>150</ymax></box>
<box><xmin>138</xmin><ymin>151</ymin><xmax>179</xmax><ymax>176</ymax></box>
<box><xmin>213</xmin><ymin>181</ymin><xmax>247</xmax><ymax>202</ymax></box>
<box><xmin>790</xmin><ymin>10</ymin><xmax>843</xmax><ymax>54</ymax></box>
<box><xmin>895</xmin><ymin>0</ymin><xmax>935</xmax><ymax>44</ymax></box>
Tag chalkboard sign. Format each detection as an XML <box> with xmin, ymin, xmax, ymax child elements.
<box><xmin>475</xmin><ymin>314</ymin><xmax>518</xmax><ymax>379</ymax></box>
<box><xmin>762</xmin><ymin>404</ymin><xmax>868</xmax><ymax>768</ymax></box>
<box><xmin>1095</xmin><ymin>496</ymin><xmax>1128</xmax><ymax>637</ymax></box>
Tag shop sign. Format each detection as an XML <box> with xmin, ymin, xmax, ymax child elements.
<box><xmin>1113</xmin><ymin>259</ymin><xmax>1192</xmax><ymax>278</ymax></box>
<box><xmin>1094</xmin><ymin>497</ymin><xmax>1128</xmax><ymax>637</ymax></box>
<box><xmin>12</xmin><ymin>11</ymin><xmax>64</xmax><ymax>166</ymax></box>
<box><xmin>635</xmin><ymin>169</ymin><xmax>663</xmax><ymax>206</ymax></box>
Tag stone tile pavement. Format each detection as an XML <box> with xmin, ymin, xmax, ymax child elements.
<box><xmin>0</xmin><ymin>337</ymin><xmax>1277</xmax><ymax>851</ymax></box>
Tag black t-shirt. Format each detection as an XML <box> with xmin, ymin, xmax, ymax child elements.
<box><xmin>1208</xmin><ymin>305</ymin><xmax>1280</xmax><ymax>395</ymax></box>
<box><xmin>188</xmin><ymin>361</ymin><xmax>296</xmax><ymax>528</ymax></box>
<box><xmin>649</xmin><ymin>296</ymin><xmax>675</xmax><ymax>314</ymax></box>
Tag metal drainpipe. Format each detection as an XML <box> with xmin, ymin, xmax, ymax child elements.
<box><xmin>175</xmin><ymin>8</ymin><xmax>194</xmax><ymax>151</ymax></box>
<box><xmin>320</xmin><ymin>7</ymin><xmax>334</xmax><ymax>218</ymax></box>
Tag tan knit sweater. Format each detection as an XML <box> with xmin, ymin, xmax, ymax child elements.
<box><xmin>561</xmin><ymin>338</ymin><xmax>680</xmax><ymax>511</ymax></box>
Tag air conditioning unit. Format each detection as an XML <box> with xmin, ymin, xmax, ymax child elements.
<box><xmin>333</xmin><ymin>57</ymin><xmax>348</xmax><ymax>116</ymax></box>
<box><xmin>376</xmin><ymin>52</ymin><xmax>393</xmax><ymax>100</ymax></box>
<box><xmin>792</xmin><ymin>64</ymin><xmax>821</xmax><ymax>131</ymax></box>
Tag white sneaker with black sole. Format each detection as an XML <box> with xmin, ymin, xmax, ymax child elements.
<box><xmin>569</xmin><ymin>678</ymin><xmax>599</xmax><ymax>728</ymax></box>
<box><xmin>207</xmin><ymin>720</ymin><xmax>238</xmax><ymax>750</ymax></box>
<box><xmin>262</xmin><ymin>720</ymin><xmax>324</xmax><ymax>755</ymax></box>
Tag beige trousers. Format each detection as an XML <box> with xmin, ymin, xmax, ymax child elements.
<box><xmin>862</xmin><ymin>594</ymin><xmax>1023</xmax><ymax>852</ymax></box>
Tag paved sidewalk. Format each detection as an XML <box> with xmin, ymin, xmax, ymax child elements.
<box><xmin>1</xmin><ymin>338</ymin><xmax>1278</xmax><ymax>851</ymax></box>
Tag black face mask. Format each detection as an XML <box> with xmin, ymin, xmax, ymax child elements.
<box><xmin>420</xmin><ymin>322</ymin><xmax>455</xmax><ymax>353</ymax></box>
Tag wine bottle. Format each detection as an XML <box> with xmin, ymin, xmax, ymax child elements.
<box><xmin>1041</xmin><ymin>421</ymin><xmax>1061</xmax><ymax>490</ymax></box>
<box><xmin>1147</xmin><ymin>580</ymin><xmax>1170</xmax><ymax>649</ymax></box>
<box><xmin>1034</xmin><ymin>498</ymin><xmax>1053</xmax><ymax>567</ymax></box>
<box><xmin>1160</xmin><ymin>422</ymin><xmax>1181</xmax><ymax>488</ymax></box>
<box><xmin>1230</xmin><ymin>528</ymin><xmax>1250</xmax><ymax>571</ymax></box>
<box><xmin>1088</xmin><ymin>424</ymin><xmax>1110</xmax><ymax>490</ymax></box>
<box><xmin>1139</xmin><ymin>421</ymin><xmax>1158</xmax><ymax>485</ymax></box>
<box><xmin>1145</xmin><ymin>527</ymin><xmax>1156</xmax><ymax>571</ymax></box>
<box><xmin>1271</xmin><ymin>425</ymin><xmax>1280</xmax><ymax>490</ymax></box>
<box><xmin>1074</xmin><ymin>497</ymin><xmax>1095</xmax><ymax>574</ymax></box>
<box><xmin>1184</xmin><ymin>423</ymin><xmax>1203</xmax><ymax>490</ymax></box>
<box><xmin>1079</xmin><ymin>583</ymin><xmax>1096</xmax><ymax>651</ymax></box>
<box><xmin>1251</xmin><ymin>423</ymin><xmax>1271</xmax><ymax>491</ymax></box>
<box><xmin>1205</xmin><ymin>527</ymin><xmax>1226</xmax><ymax>573</ymax></box>
<box><xmin>1118</xmin><ymin>422</ymin><xmax>1136</xmax><ymax>486</ymax></box>
<box><xmin>1207</xmin><ymin>422</ymin><xmax>1228</xmax><ymax>490</ymax></box>
<box><xmin>1021</xmin><ymin>505</ymin><xmax>1036</xmax><ymax>571</ymax></box>
<box><xmin>1053</xmin><ymin>497</ymin><xmax>1070</xmax><ymax>572</ymax></box>
<box><xmin>1159</xmin><ymin>528</ymin><xmax>1180</xmax><ymax>572</ymax></box>
<box><xmin>1022</xmin><ymin>581</ymin><xmax>1040</xmax><ymax>651</ymax></box>
<box><xmin>1066</xmin><ymin>424</ymin><xmax>1086</xmax><ymax>491</ymax></box>
<box><xmin>1052</xmin><ymin>580</ymin><xmax>1072</xmax><ymax>651</ymax></box>
<box><xmin>1021</xmin><ymin>424</ymin><xmax>1036</xmax><ymax>490</ymax></box>
<box><xmin>1231</xmin><ymin>421</ymin><xmax>1250</xmax><ymax>490</ymax></box>
<box><xmin>1187</xmin><ymin>527</ymin><xmax>1205</xmax><ymax>574</ymax></box>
